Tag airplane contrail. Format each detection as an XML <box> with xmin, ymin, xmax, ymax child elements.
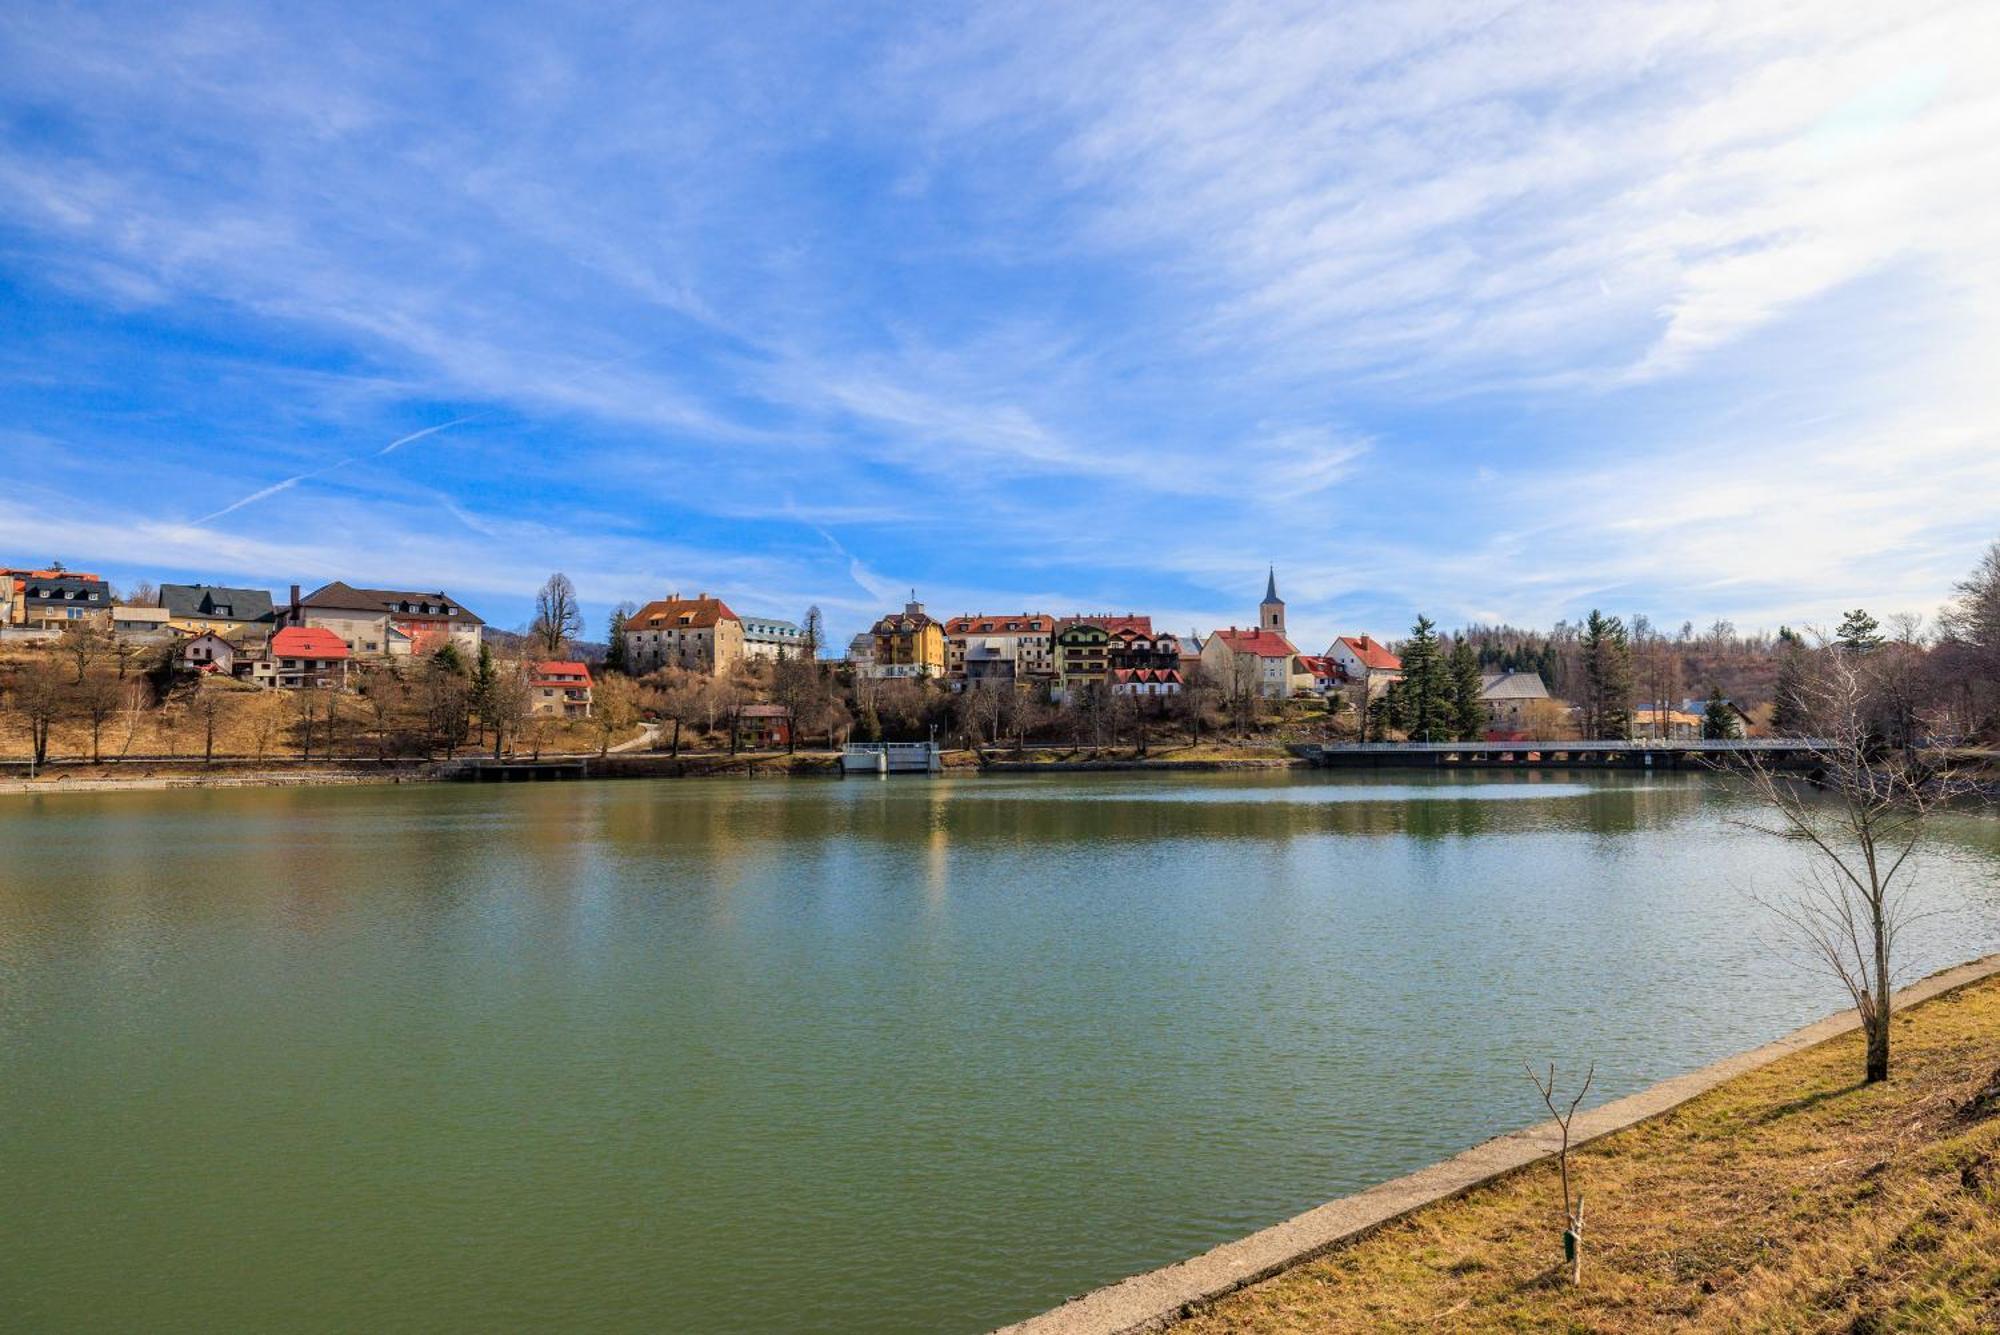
<box><xmin>191</xmin><ymin>346</ymin><xmax>650</xmax><ymax>527</ymax></box>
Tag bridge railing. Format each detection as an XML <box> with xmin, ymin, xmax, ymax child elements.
<box><xmin>1319</xmin><ymin>739</ymin><xmax>1830</xmax><ymax>753</ymax></box>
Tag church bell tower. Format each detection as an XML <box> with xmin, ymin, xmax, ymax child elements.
<box><xmin>1260</xmin><ymin>566</ymin><xmax>1285</xmax><ymax>635</ymax></box>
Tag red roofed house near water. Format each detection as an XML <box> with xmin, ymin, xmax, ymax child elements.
<box><xmin>270</xmin><ymin>626</ymin><xmax>351</xmax><ymax>690</ymax></box>
<box><xmin>1327</xmin><ymin>634</ymin><xmax>1404</xmax><ymax>698</ymax></box>
<box><xmin>530</xmin><ymin>661</ymin><xmax>594</xmax><ymax>718</ymax></box>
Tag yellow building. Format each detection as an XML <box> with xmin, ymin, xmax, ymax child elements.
<box><xmin>866</xmin><ymin>599</ymin><xmax>945</xmax><ymax>678</ymax></box>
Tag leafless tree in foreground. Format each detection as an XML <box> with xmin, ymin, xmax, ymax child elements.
<box><xmin>1526</xmin><ymin>1061</ymin><xmax>1594</xmax><ymax>1284</ymax></box>
<box><xmin>1732</xmin><ymin>646</ymin><xmax>1972</xmax><ymax>1084</ymax></box>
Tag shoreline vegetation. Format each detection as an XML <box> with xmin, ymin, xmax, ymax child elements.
<box><xmin>1024</xmin><ymin>961</ymin><xmax>2000</xmax><ymax>1335</ymax></box>
<box><xmin>0</xmin><ymin>742</ymin><xmax>1322</xmax><ymax>795</ymax></box>
<box><xmin>8</xmin><ymin>743</ymin><xmax>1998</xmax><ymax>797</ymax></box>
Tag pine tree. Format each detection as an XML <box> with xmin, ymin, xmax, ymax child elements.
<box><xmin>1701</xmin><ymin>685</ymin><xmax>1738</xmax><ymax>740</ymax></box>
<box><xmin>802</xmin><ymin>606</ymin><xmax>825</xmax><ymax>662</ymax></box>
<box><xmin>1773</xmin><ymin>638</ymin><xmax>1811</xmax><ymax>735</ymax></box>
<box><xmin>1580</xmin><ymin>610</ymin><xmax>1633</xmax><ymax>739</ymax></box>
<box><xmin>603</xmin><ymin>609</ymin><xmax>629</xmax><ymax>676</ymax></box>
<box><xmin>1393</xmin><ymin>615</ymin><xmax>1454</xmax><ymax>741</ymax></box>
<box><xmin>434</xmin><ymin>642</ymin><xmax>468</xmax><ymax>677</ymax></box>
<box><xmin>1836</xmin><ymin>608</ymin><xmax>1883</xmax><ymax>652</ymax></box>
<box><xmin>470</xmin><ymin>641</ymin><xmax>496</xmax><ymax>742</ymax></box>
<box><xmin>1449</xmin><ymin>637</ymin><xmax>1486</xmax><ymax>741</ymax></box>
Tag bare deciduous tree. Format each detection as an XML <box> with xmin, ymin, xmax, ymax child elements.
<box><xmin>1526</xmin><ymin>1061</ymin><xmax>1594</xmax><ymax>1284</ymax></box>
<box><xmin>483</xmin><ymin>660</ymin><xmax>533</xmax><ymax>759</ymax></box>
<box><xmin>14</xmin><ymin>657</ymin><xmax>66</xmax><ymax>766</ymax></box>
<box><xmin>531</xmin><ymin>572</ymin><xmax>583</xmax><ymax>655</ymax></box>
<box><xmin>1733</xmin><ymin>646</ymin><xmax>1972</xmax><ymax>1083</ymax></box>
<box><xmin>190</xmin><ymin>685</ymin><xmax>226</xmax><ymax>764</ymax></box>
<box><xmin>591</xmin><ymin>673</ymin><xmax>639</xmax><ymax>757</ymax></box>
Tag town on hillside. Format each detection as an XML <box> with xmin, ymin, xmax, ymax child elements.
<box><xmin>4</xmin><ymin>550</ymin><xmax>1996</xmax><ymax>767</ymax></box>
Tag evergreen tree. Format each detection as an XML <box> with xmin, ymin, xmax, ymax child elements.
<box><xmin>802</xmin><ymin>605</ymin><xmax>825</xmax><ymax>663</ymax></box>
<box><xmin>1580</xmin><ymin>609</ymin><xmax>1633</xmax><ymax>739</ymax></box>
<box><xmin>469</xmin><ymin>641</ymin><xmax>496</xmax><ymax>741</ymax></box>
<box><xmin>434</xmin><ymin>642</ymin><xmax>468</xmax><ymax>677</ymax></box>
<box><xmin>603</xmin><ymin>609</ymin><xmax>629</xmax><ymax>675</ymax></box>
<box><xmin>1701</xmin><ymin>685</ymin><xmax>1739</xmax><ymax>739</ymax></box>
<box><xmin>1836</xmin><ymin>608</ymin><xmax>1883</xmax><ymax>652</ymax></box>
<box><xmin>1392</xmin><ymin>615</ymin><xmax>1454</xmax><ymax>741</ymax></box>
<box><xmin>1773</xmin><ymin>638</ymin><xmax>1811</xmax><ymax>735</ymax></box>
<box><xmin>1449</xmin><ymin>637</ymin><xmax>1486</xmax><ymax>741</ymax></box>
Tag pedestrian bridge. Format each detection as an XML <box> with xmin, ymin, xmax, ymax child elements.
<box><xmin>1312</xmin><ymin>739</ymin><xmax>1829</xmax><ymax>770</ymax></box>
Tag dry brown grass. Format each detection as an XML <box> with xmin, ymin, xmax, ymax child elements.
<box><xmin>1183</xmin><ymin>977</ymin><xmax>2000</xmax><ymax>1334</ymax></box>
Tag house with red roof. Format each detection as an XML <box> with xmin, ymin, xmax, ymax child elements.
<box><xmin>1326</xmin><ymin>635</ymin><xmax>1404</xmax><ymax>698</ymax></box>
<box><xmin>285</xmin><ymin>582</ymin><xmax>482</xmax><ymax>658</ymax></box>
<box><xmin>943</xmin><ymin>613</ymin><xmax>1055</xmax><ymax>685</ymax></box>
<box><xmin>1201</xmin><ymin>626</ymin><xmax>1304</xmax><ymax>699</ymax></box>
<box><xmin>1</xmin><ymin>565</ymin><xmax>112</xmax><ymax>629</ymax></box>
<box><xmin>269</xmin><ymin>626</ymin><xmax>350</xmax><ymax>689</ymax></box>
<box><xmin>623</xmin><ymin>592</ymin><xmax>744</xmax><ymax>676</ymax></box>
<box><xmin>1110</xmin><ymin>667</ymin><xmax>1183</xmax><ymax>697</ymax></box>
<box><xmin>530</xmin><ymin>660</ymin><xmax>593</xmax><ymax>717</ymax></box>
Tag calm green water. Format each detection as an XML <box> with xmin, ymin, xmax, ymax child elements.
<box><xmin>2</xmin><ymin>771</ymin><xmax>1997</xmax><ymax>1332</ymax></box>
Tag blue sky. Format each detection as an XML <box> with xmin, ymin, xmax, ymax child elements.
<box><xmin>3</xmin><ymin>2</ymin><xmax>1997</xmax><ymax>651</ymax></box>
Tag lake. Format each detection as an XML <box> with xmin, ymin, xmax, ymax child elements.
<box><xmin>3</xmin><ymin>770</ymin><xmax>1997</xmax><ymax>1332</ymax></box>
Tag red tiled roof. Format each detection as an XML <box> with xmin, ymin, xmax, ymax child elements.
<box><xmin>532</xmin><ymin>660</ymin><xmax>592</xmax><ymax>686</ymax></box>
<box><xmin>1112</xmin><ymin>668</ymin><xmax>1183</xmax><ymax>684</ymax></box>
<box><xmin>1297</xmin><ymin>655</ymin><xmax>1346</xmax><ymax>680</ymax></box>
<box><xmin>944</xmin><ymin>614</ymin><xmax>1053</xmax><ymax>635</ymax></box>
<box><xmin>1336</xmin><ymin>635</ymin><xmax>1402</xmax><ymax>671</ymax></box>
<box><xmin>1212</xmin><ymin>627</ymin><xmax>1297</xmax><ymax>657</ymax></box>
<box><xmin>630</xmin><ymin>596</ymin><xmax>738</xmax><ymax>630</ymax></box>
<box><xmin>1059</xmin><ymin>614</ymin><xmax>1153</xmax><ymax>636</ymax></box>
<box><xmin>271</xmin><ymin>626</ymin><xmax>350</xmax><ymax>659</ymax></box>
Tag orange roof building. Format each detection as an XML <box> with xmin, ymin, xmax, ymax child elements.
<box><xmin>623</xmin><ymin>593</ymin><xmax>744</xmax><ymax>676</ymax></box>
<box><xmin>529</xmin><ymin>660</ymin><xmax>594</xmax><ymax>718</ymax></box>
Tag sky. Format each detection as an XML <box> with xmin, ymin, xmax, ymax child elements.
<box><xmin>2</xmin><ymin>1</ymin><xmax>1997</xmax><ymax>652</ymax></box>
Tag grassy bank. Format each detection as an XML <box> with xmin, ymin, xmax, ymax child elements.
<box><xmin>1183</xmin><ymin>974</ymin><xmax>2000</xmax><ymax>1333</ymax></box>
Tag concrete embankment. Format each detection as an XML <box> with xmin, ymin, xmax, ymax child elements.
<box><xmin>1000</xmin><ymin>952</ymin><xmax>2000</xmax><ymax>1335</ymax></box>
<box><xmin>0</xmin><ymin>760</ymin><xmax>441</xmax><ymax>796</ymax></box>
<box><xmin>980</xmin><ymin>757</ymin><xmax>1305</xmax><ymax>773</ymax></box>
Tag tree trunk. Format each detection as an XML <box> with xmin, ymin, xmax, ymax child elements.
<box><xmin>671</xmin><ymin>719</ymin><xmax>682</xmax><ymax>759</ymax></box>
<box><xmin>1866</xmin><ymin>1012</ymin><xmax>1890</xmax><ymax>1084</ymax></box>
<box><xmin>1868</xmin><ymin>894</ymin><xmax>1892</xmax><ymax>1082</ymax></box>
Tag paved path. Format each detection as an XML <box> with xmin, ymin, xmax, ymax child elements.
<box><xmin>998</xmin><ymin>953</ymin><xmax>2000</xmax><ymax>1335</ymax></box>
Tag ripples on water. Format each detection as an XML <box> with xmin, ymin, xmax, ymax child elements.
<box><xmin>1</xmin><ymin>771</ymin><xmax>1996</xmax><ymax>1333</ymax></box>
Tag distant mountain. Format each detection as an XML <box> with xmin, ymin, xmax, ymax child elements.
<box><xmin>483</xmin><ymin>627</ymin><xmax>608</xmax><ymax>663</ymax></box>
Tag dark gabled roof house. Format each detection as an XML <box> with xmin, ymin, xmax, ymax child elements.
<box><xmin>160</xmin><ymin>583</ymin><xmax>276</xmax><ymax>625</ymax></box>
<box><xmin>296</xmin><ymin>582</ymin><xmax>484</xmax><ymax>625</ymax></box>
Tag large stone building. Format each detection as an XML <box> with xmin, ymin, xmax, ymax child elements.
<box><xmin>741</xmin><ymin>615</ymin><xmax>809</xmax><ymax>662</ymax></box>
<box><xmin>624</xmin><ymin>593</ymin><xmax>744</xmax><ymax>676</ymax></box>
<box><xmin>865</xmin><ymin>598</ymin><xmax>945</xmax><ymax>678</ymax></box>
<box><xmin>286</xmin><ymin>582</ymin><xmax>483</xmax><ymax>657</ymax></box>
<box><xmin>944</xmin><ymin>613</ymin><xmax>1055</xmax><ymax>686</ymax></box>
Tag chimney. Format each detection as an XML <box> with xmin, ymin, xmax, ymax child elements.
<box><xmin>289</xmin><ymin>584</ymin><xmax>301</xmax><ymax>624</ymax></box>
<box><xmin>698</xmin><ymin>592</ymin><xmax>708</xmax><ymax>600</ymax></box>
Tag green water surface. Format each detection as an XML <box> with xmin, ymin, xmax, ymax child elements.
<box><xmin>2</xmin><ymin>770</ymin><xmax>1996</xmax><ymax>1332</ymax></box>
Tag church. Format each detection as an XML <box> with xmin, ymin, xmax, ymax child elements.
<box><xmin>1199</xmin><ymin>568</ymin><xmax>1308</xmax><ymax>698</ymax></box>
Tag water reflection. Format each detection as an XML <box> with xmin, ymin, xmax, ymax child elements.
<box><xmin>0</xmin><ymin>772</ymin><xmax>1995</xmax><ymax>1335</ymax></box>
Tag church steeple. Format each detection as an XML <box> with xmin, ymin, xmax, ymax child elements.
<box><xmin>1260</xmin><ymin>566</ymin><xmax>1285</xmax><ymax>635</ymax></box>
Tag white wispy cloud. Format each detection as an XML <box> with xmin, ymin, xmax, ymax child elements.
<box><xmin>1</xmin><ymin>1</ymin><xmax>1995</xmax><ymax>650</ymax></box>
